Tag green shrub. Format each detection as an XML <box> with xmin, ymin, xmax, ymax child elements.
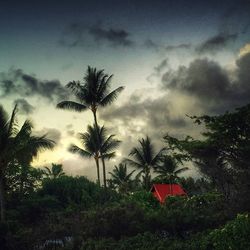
<box><xmin>124</xmin><ymin>191</ymin><xmax>160</xmax><ymax>211</ymax></box>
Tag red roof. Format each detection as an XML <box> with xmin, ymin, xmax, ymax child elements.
<box><xmin>150</xmin><ymin>184</ymin><xmax>187</xmax><ymax>203</ymax></box>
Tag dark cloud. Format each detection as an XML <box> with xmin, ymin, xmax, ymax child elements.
<box><xmin>144</xmin><ymin>39</ymin><xmax>161</xmax><ymax>51</ymax></box>
<box><xmin>65</xmin><ymin>124</ymin><xmax>75</xmax><ymax>136</ymax></box>
<box><xmin>100</xmin><ymin>93</ymin><xmax>187</xmax><ymax>135</ymax></box>
<box><xmin>67</xmin><ymin>130</ymin><xmax>75</xmax><ymax>136</ymax></box>
<box><xmin>196</xmin><ymin>33</ymin><xmax>238</xmax><ymax>54</ymax></box>
<box><xmin>89</xmin><ymin>24</ymin><xmax>134</xmax><ymax>47</ymax></box>
<box><xmin>0</xmin><ymin>68</ymin><xmax>69</xmax><ymax>103</ymax></box>
<box><xmin>13</xmin><ymin>98</ymin><xmax>35</xmax><ymax>115</ymax></box>
<box><xmin>147</xmin><ymin>59</ymin><xmax>169</xmax><ymax>83</ymax></box>
<box><xmin>162</xmin><ymin>51</ymin><xmax>250</xmax><ymax>113</ymax></box>
<box><xmin>60</xmin><ymin>22</ymin><xmax>134</xmax><ymax>48</ymax></box>
<box><xmin>154</xmin><ymin>59</ymin><xmax>168</xmax><ymax>75</ymax></box>
<box><xmin>34</xmin><ymin>128</ymin><xmax>62</xmax><ymax>144</ymax></box>
<box><xmin>144</xmin><ymin>40</ymin><xmax>191</xmax><ymax>52</ymax></box>
<box><xmin>165</xmin><ymin>43</ymin><xmax>191</xmax><ymax>51</ymax></box>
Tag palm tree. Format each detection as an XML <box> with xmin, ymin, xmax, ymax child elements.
<box><xmin>0</xmin><ymin>105</ymin><xmax>55</xmax><ymax>221</ymax></box>
<box><xmin>57</xmin><ymin>66</ymin><xmax>124</xmax><ymax>187</ymax></box>
<box><xmin>43</xmin><ymin>163</ymin><xmax>65</xmax><ymax>179</ymax></box>
<box><xmin>155</xmin><ymin>155</ymin><xmax>188</xmax><ymax>193</ymax></box>
<box><xmin>109</xmin><ymin>163</ymin><xmax>136</xmax><ymax>194</ymax></box>
<box><xmin>124</xmin><ymin>136</ymin><xmax>166</xmax><ymax>190</ymax></box>
<box><xmin>69</xmin><ymin>124</ymin><xmax>120</xmax><ymax>186</ymax></box>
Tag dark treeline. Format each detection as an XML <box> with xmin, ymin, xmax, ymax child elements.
<box><xmin>0</xmin><ymin>66</ymin><xmax>250</xmax><ymax>249</ymax></box>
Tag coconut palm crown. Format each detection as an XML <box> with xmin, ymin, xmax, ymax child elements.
<box><xmin>57</xmin><ymin>66</ymin><xmax>124</xmax><ymax>125</ymax></box>
<box><xmin>43</xmin><ymin>163</ymin><xmax>65</xmax><ymax>179</ymax></box>
<box><xmin>109</xmin><ymin>163</ymin><xmax>136</xmax><ymax>194</ymax></box>
<box><xmin>124</xmin><ymin>136</ymin><xmax>166</xmax><ymax>190</ymax></box>
<box><xmin>155</xmin><ymin>155</ymin><xmax>188</xmax><ymax>183</ymax></box>
<box><xmin>69</xmin><ymin>124</ymin><xmax>121</xmax><ymax>186</ymax></box>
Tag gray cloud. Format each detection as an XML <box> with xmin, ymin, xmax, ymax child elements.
<box><xmin>60</xmin><ymin>22</ymin><xmax>134</xmax><ymax>48</ymax></box>
<box><xmin>0</xmin><ymin>68</ymin><xmax>69</xmax><ymax>103</ymax></box>
<box><xmin>100</xmin><ymin>93</ymin><xmax>187</xmax><ymax>138</ymax></box>
<box><xmin>34</xmin><ymin>128</ymin><xmax>62</xmax><ymax>145</ymax></box>
<box><xmin>89</xmin><ymin>25</ymin><xmax>134</xmax><ymax>47</ymax></box>
<box><xmin>144</xmin><ymin>39</ymin><xmax>161</xmax><ymax>51</ymax></box>
<box><xmin>66</xmin><ymin>124</ymin><xmax>75</xmax><ymax>136</ymax></box>
<box><xmin>147</xmin><ymin>59</ymin><xmax>169</xmax><ymax>83</ymax></box>
<box><xmin>13</xmin><ymin>98</ymin><xmax>35</xmax><ymax>115</ymax></box>
<box><xmin>196</xmin><ymin>33</ymin><xmax>238</xmax><ymax>54</ymax></box>
<box><xmin>154</xmin><ymin>59</ymin><xmax>168</xmax><ymax>75</ymax></box>
<box><xmin>144</xmin><ymin>39</ymin><xmax>191</xmax><ymax>52</ymax></box>
<box><xmin>165</xmin><ymin>43</ymin><xmax>191</xmax><ymax>51</ymax></box>
<box><xmin>162</xmin><ymin>52</ymin><xmax>250</xmax><ymax>113</ymax></box>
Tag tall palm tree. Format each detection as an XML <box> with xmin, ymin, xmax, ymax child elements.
<box><xmin>155</xmin><ymin>155</ymin><xmax>188</xmax><ymax>193</ymax></box>
<box><xmin>43</xmin><ymin>163</ymin><xmax>65</xmax><ymax>179</ymax></box>
<box><xmin>57</xmin><ymin>66</ymin><xmax>124</xmax><ymax>187</ymax></box>
<box><xmin>69</xmin><ymin>124</ymin><xmax>120</xmax><ymax>186</ymax></box>
<box><xmin>0</xmin><ymin>105</ymin><xmax>55</xmax><ymax>221</ymax></box>
<box><xmin>109</xmin><ymin>163</ymin><xmax>136</xmax><ymax>194</ymax></box>
<box><xmin>125</xmin><ymin>136</ymin><xmax>166</xmax><ymax>190</ymax></box>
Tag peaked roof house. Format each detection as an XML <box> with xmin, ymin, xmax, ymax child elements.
<box><xmin>150</xmin><ymin>184</ymin><xmax>187</xmax><ymax>203</ymax></box>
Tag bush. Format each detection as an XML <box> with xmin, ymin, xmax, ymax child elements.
<box><xmin>147</xmin><ymin>192</ymin><xmax>227</xmax><ymax>236</ymax></box>
<box><xmin>39</xmin><ymin>176</ymin><xmax>120</xmax><ymax>210</ymax></box>
<box><xmin>204</xmin><ymin>214</ymin><xmax>250</xmax><ymax>250</ymax></box>
<box><xmin>80</xmin><ymin>202</ymin><xmax>147</xmax><ymax>240</ymax></box>
<box><xmin>124</xmin><ymin>191</ymin><xmax>159</xmax><ymax>211</ymax></box>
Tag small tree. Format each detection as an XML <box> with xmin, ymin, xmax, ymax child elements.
<box><xmin>43</xmin><ymin>163</ymin><xmax>65</xmax><ymax>179</ymax></box>
<box><xmin>57</xmin><ymin>66</ymin><xmax>124</xmax><ymax>187</ymax></box>
<box><xmin>0</xmin><ymin>105</ymin><xmax>55</xmax><ymax>221</ymax></box>
<box><xmin>109</xmin><ymin>163</ymin><xmax>136</xmax><ymax>194</ymax></box>
<box><xmin>125</xmin><ymin>136</ymin><xmax>166</xmax><ymax>190</ymax></box>
<box><xmin>69</xmin><ymin>125</ymin><xmax>120</xmax><ymax>186</ymax></box>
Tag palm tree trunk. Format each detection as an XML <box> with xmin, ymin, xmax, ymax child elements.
<box><xmin>0</xmin><ymin>173</ymin><xmax>6</xmax><ymax>222</ymax></box>
<box><xmin>92</xmin><ymin>109</ymin><xmax>107</xmax><ymax>188</ymax></box>
<box><xmin>101</xmin><ymin>157</ymin><xmax>107</xmax><ymax>189</ymax></box>
<box><xmin>95</xmin><ymin>158</ymin><xmax>101</xmax><ymax>186</ymax></box>
<box><xmin>144</xmin><ymin>167</ymin><xmax>150</xmax><ymax>191</ymax></box>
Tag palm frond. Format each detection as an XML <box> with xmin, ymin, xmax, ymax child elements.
<box><xmin>57</xmin><ymin>101</ymin><xmax>87</xmax><ymax>112</ymax></box>
<box><xmin>97</xmin><ymin>74</ymin><xmax>113</xmax><ymax>99</ymax></box>
<box><xmin>101</xmin><ymin>152</ymin><xmax>116</xmax><ymax>160</ymax></box>
<box><xmin>101</xmin><ymin>135</ymin><xmax>121</xmax><ymax>153</ymax></box>
<box><xmin>69</xmin><ymin>144</ymin><xmax>93</xmax><ymax>158</ymax></box>
<box><xmin>174</xmin><ymin>167</ymin><xmax>189</xmax><ymax>175</ymax></box>
<box><xmin>151</xmin><ymin>147</ymin><xmax>167</xmax><ymax>165</ymax></box>
<box><xmin>15</xmin><ymin>135</ymin><xmax>55</xmax><ymax>164</ymax></box>
<box><xmin>0</xmin><ymin>106</ymin><xmax>9</xmax><ymax>145</ymax></box>
<box><xmin>123</xmin><ymin>158</ymin><xmax>144</xmax><ymax>169</ymax></box>
<box><xmin>66</xmin><ymin>80</ymin><xmax>82</xmax><ymax>93</ymax></box>
<box><xmin>129</xmin><ymin>147</ymin><xmax>145</xmax><ymax>165</ymax></box>
<box><xmin>99</xmin><ymin>86</ymin><xmax>124</xmax><ymax>106</ymax></box>
<box><xmin>7</xmin><ymin>104</ymin><xmax>19</xmax><ymax>137</ymax></box>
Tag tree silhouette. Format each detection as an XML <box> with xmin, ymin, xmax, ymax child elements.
<box><xmin>57</xmin><ymin>66</ymin><xmax>124</xmax><ymax>187</ymax></box>
<box><xmin>0</xmin><ymin>105</ymin><xmax>55</xmax><ymax>221</ymax></box>
<box><xmin>69</xmin><ymin>124</ymin><xmax>120</xmax><ymax>186</ymax></box>
<box><xmin>154</xmin><ymin>155</ymin><xmax>188</xmax><ymax>185</ymax></box>
<box><xmin>109</xmin><ymin>163</ymin><xmax>136</xmax><ymax>194</ymax></box>
<box><xmin>125</xmin><ymin>136</ymin><xmax>166</xmax><ymax>190</ymax></box>
<box><xmin>43</xmin><ymin>163</ymin><xmax>65</xmax><ymax>179</ymax></box>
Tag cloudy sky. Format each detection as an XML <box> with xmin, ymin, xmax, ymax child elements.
<box><xmin>1</xmin><ymin>0</ymin><xmax>250</xmax><ymax>181</ymax></box>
